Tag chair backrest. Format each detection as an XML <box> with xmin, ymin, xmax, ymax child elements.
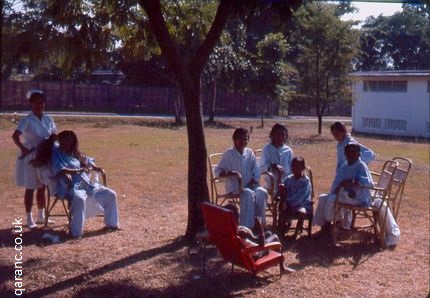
<box><xmin>304</xmin><ymin>166</ymin><xmax>315</xmax><ymax>203</ymax></box>
<box><xmin>389</xmin><ymin>157</ymin><xmax>412</xmax><ymax>219</ymax></box>
<box><xmin>376</xmin><ymin>160</ymin><xmax>398</xmax><ymax>191</ymax></box>
<box><xmin>208</xmin><ymin>153</ymin><xmax>224</xmax><ymax>204</ymax></box>
<box><xmin>201</xmin><ymin>202</ymin><xmax>255</xmax><ymax>270</ymax></box>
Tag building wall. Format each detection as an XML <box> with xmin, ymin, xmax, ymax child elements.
<box><xmin>352</xmin><ymin>77</ymin><xmax>430</xmax><ymax>138</ymax></box>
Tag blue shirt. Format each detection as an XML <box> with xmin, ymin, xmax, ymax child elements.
<box><xmin>260</xmin><ymin>142</ymin><xmax>294</xmax><ymax>176</ymax></box>
<box><xmin>283</xmin><ymin>174</ymin><xmax>312</xmax><ymax>213</ymax></box>
<box><xmin>331</xmin><ymin>158</ymin><xmax>374</xmax><ymax>207</ymax></box>
<box><xmin>51</xmin><ymin>144</ymin><xmax>95</xmax><ymax>199</ymax></box>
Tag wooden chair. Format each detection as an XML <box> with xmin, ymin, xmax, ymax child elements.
<box><xmin>332</xmin><ymin>160</ymin><xmax>398</xmax><ymax>247</ymax></box>
<box><xmin>388</xmin><ymin>157</ymin><xmax>412</xmax><ymax>220</ymax></box>
<box><xmin>277</xmin><ymin>166</ymin><xmax>315</xmax><ymax>238</ymax></box>
<box><xmin>201</xmin><ymin>202</ymin><xmax>286</xmax><ymax>276</ymax></box>
<box><xmin>254</xmin><ymin>149</ymin><xmax>279</xmax><ymax>228</ymax></box>
<box><xmin>208</xmin><ymin>153</ymin><xmax>243</xmax><ymax>206</ymax></box>
<box><xmin>44</xmin><ymin>166</ymin><xmax>107</xmax><ymax>230</ymax></box>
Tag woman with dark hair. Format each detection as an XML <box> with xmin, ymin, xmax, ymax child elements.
<box><xmin>12</xmin><ymin>89</ymin><xmax>57</xmax><ymax>228</ymax></box>
<box><xmin>35</xmin><ymin>130</ymin><xmax>120</xmax><ymax>238</ymax></box>
<box><xmin>259</xmin><ymin>123</ymin><xmax>294</xmax><ymax>196</ymax></box>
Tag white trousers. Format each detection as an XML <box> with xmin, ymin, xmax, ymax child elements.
<box><xmin>70</xmin><ymin>185</ymin><xmax>119</xmax><ymax>237</ymax></box>
<box><xmin>313</xmin><ymin>193</ymin><xmax>400</xmax><ymax>246</ymax></box>
<box><xmin>313</xmin><ymin>192</ymin><xmax>361</xmax><ymax>227</ymax></box>
<box><xmin>239</xmin><ymin>187</ymin><xmax>268</xmax><ymax>228</ymax></box>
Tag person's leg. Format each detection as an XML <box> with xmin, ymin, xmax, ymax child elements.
<box><xmin>24</xmin><ymin>189</ymin><xmax>37</xmax><ymax>228</ymax></box>
<box><xmin>70</xmin><ymin>192</ymin><xmax>87</xmax><ymax>238</ymax></box>
<box><xmin>94</xmin><ymin>186</ymin><xmax>119</xmax><ymax>228</ymax></box>
<box><xmin>239</xmin><ymin>189</ymin><xmax>255</xmax><ymax>228</ymax></box>
<box><xmin>255</xmin><ymin>187</ymin><xmax>268</xmax><ymax>226</ymax></box>
<box><xmin>313</xmin><ymin>194</ymin><xmax>328</xmax><ymax>227</ymax></box>
<box><xmin>35</xmin><ymin>186</ymin><xmax>47</xmax><ymax>223</ymax></box>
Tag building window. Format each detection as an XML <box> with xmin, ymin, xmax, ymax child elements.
<box><xmin>385</xmin><ymin>119</ymin><xmax>407</xmax><ymax>131</ymax></box>
<box><xmin>363</xmin><ymin>80</ymin><xmax>408</xmax><ymax>92</ymax></box>
<box><xmin>362</xmin><ymin>117</ymin><xmax>381</xmax><ymax>129</ymax></box>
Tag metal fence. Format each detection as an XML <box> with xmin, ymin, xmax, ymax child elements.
<box><xmin>0</xmin><ymin>81</ymin><xmax>271</xmax><ymax>116</ymax></box>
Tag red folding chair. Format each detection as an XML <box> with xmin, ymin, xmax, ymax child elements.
<box><xmin>201</xmin><ymin>202</ymin><xmax>286</xmax><ymax>276</ymax></box>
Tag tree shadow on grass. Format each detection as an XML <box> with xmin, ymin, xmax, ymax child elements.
<box><xmin>0</xmin><ymin>226</ymin><xmax>122</xmax><ymax>249</ymax></box>
<box><xmin>27</xmin><ymin>236</ymin><xmax>187</xmax><ymax>297</ymax></box>
<box><xmin>284</xmin><ymin>229</ymin><xmax>382</xmax><ymax>270</ymax></box>
<box><xmin>71</xmin><ymin>255</ymin><xmax>278</xmax><ymax>298</ymax></box>
<box><xmin>71</xmin><ymin>271</ymin><xmax>275</xmax><ymax>298</ymax></box>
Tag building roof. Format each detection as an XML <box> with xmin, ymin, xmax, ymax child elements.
<box><xmin>350</xmin><ymin>70</ymin><xmax>430</xmax><ymax>78</ymax></box>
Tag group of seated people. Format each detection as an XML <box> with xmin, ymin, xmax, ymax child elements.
<box><xmin>214</xmin><ymin>122</ymin><xmax>400</xmax><ymax>247</ymax></box>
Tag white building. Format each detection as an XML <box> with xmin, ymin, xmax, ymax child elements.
<box><xmin>350</xmin><ymin>70</ymin><xmax>430</xmax><ymax>138</ymax></box>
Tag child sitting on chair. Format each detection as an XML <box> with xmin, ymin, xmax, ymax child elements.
<box><xmin>277</xmin><ymin>157</ymin><xmax>312</xmax><ymax>237</ymax></box>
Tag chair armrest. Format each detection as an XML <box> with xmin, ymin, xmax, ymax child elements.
<box><xmin>243</xmin><ymin>241</ymin><xmax>283</xmax><ymax>254</ymax></box>
<box><xmin>216</xmin><ymin>171</ymin><xmax>243</xmax><ymax>192</ymax></box>
<box><xmin>88</xmin><ymin>166</ymin><xmax>107</xmax><ymax>186</ymax></box>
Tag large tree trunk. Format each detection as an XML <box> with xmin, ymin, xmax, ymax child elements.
<box><xmin>182</xmin><ymin>76</ymin><xmax>209</xmax><ymax>240</ymax></box>
<box><xmin>140</xmin><ymin>0</ymin><xmax>238</xmax><ymax>241</ymax></box>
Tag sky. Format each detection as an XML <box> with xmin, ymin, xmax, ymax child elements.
<box><xmin>341</xmin><ymin>1</ymin><xmax>404</xmax><ymax>22</ymax></box>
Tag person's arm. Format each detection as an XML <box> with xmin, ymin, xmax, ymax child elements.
<box><xmin>12</xmin><ymin>130</ymin><xmax>31</xmax><ymax>156</ymax></box>
<box><xmin>359</xmin><ymin>144</ymin><xmax>376</xmax><ymax>165</ymax></box>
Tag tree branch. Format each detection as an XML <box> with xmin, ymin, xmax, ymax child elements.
<box><xmin>189</xmin><ymin>0</ymin><xmax>235</xmax><ymax>76</ymax></box>
<box><xmin>139</xmin><ymin>0</ymin><xmax>187</xmax><ymax>84</ymax></box>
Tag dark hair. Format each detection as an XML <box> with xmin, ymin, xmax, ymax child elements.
<box><xmin>29</xmin><ymin>92</ymin><xmax>44</xmax><ymax>103</ymax></box>
<box><xmin>291</xmin><ymin>156</ymin><xmax>306</xmax><ymax>168</ymax></box>
<box><xmin>58</xmin><ymin>130</ymin><xmax>80</xmax><ymax>156</ymax></box>
<box><xmin>232</xmin><ymin>128</ymin><xmax>248</xmax><ymax>141</ymax></box>
<box><xmin>30</xmin><ymin>134</ymin><xmax>56</xmax><ymax>167</ymax></box>
<box><xmin>344</xmin><ymin>142</ymin><xmax>360</xmax><ymax>153</ymax></box>
<box><xmin>330</xmin><ymin>121</ymin><xmax>347</xmax><ymax>133</ymax></box>
<box><xmin>269</xmin><ymin>123</ymin><xmax>288</xmax><ymax>140</ymax></box>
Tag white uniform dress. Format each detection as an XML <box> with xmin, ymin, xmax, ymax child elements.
<box><xmin>260</xmin><ymin>142</ymin><xmax>294</xmax><ymax>195</ymax></box>
<box><xmin>214</xmin><ymin>147</ymin><xmax>268</xmax><ymax>228</ymax></box>
<box><xmin>15</xmin><ymin>112</ymin><xmax>57</xmax><ymax>189</ymax></box>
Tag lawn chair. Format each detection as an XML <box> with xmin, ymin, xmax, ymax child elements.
<box><xmin>332</xmin><ymin>160</ymin><xmax>398</xmax><ymax>247</ymax></box>
<box><xmin>254</xmin><ymin>149</ymin><xmax>279</xmax><ymax>227</ymax></box>
<box><xmin>388</xmin><ymin>156</ymin><xmax>412</xmax><ymax>220</ymax></box>
<box><xmin>277</xmin><ymin>166</ymin><xmax>315</xmax><ymax>238</ymax></box>
<box><xmin>43</xmin><ymin>166</ymin><xmax>107</xmax><ymax>231</ymax></box>
<box><xmin>201</xmin><ymin>202</ymin><xmax>286</xmax><ymax>276</ymax></box>
<box><xmin>208</xmin><ymin>153</ymin><xmax>243</xmax><ymax>206</ymax></box>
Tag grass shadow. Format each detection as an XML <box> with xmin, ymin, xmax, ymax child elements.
<box><xmin>284</xmin><ymin>229</ymin><xmax>382</xmax><ymax>270</ymax></box>
<box><xmin>27</xmin><ymin>236</ymin><xmax>188</xmax><ymax>297</ymax></box>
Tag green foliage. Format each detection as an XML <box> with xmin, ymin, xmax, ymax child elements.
<box><xmin>286</xmin><ymin>2</ymin><xmax>359</xmax><ymax>133</ymax></box>
<box><xmin>357</xmin><ymin>5</ymin><xmax>430</xmax><ymax>70</ymax></box>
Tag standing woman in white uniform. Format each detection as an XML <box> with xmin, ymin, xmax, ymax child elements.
<box><xmin>11</xmin><ymin>90</ymin><xmax>57</xmax><ymax>228</ymax></box>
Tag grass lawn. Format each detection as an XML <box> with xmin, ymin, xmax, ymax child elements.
<box><xmin>0</xmin><ymin>114</ymin><xmax>429</xmax><ymax>297</ymax></box>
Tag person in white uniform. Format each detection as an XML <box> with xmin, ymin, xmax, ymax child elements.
<box><xmin>52</xmin><ymin>131</ymin><xmax>119</xmax><ymax>238</ymax></box>
<box><xmin>330</xmin><ymin>121</ymin><xmax>375</xmax><ymax>170</ymax></box>
<box><xmin>214</xmin><ymin>128</ymin><xmax>268</xmax><ymax>229</ymax></box>
<box><xmin>260</xmin><ymin>123</ymin><xmax>294</xmax><ymax>196</ymax></box>
<box><xmin>11</xmin><ymin>89</ymin><xmax>57</xmax><ymax>228</ymax></box>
